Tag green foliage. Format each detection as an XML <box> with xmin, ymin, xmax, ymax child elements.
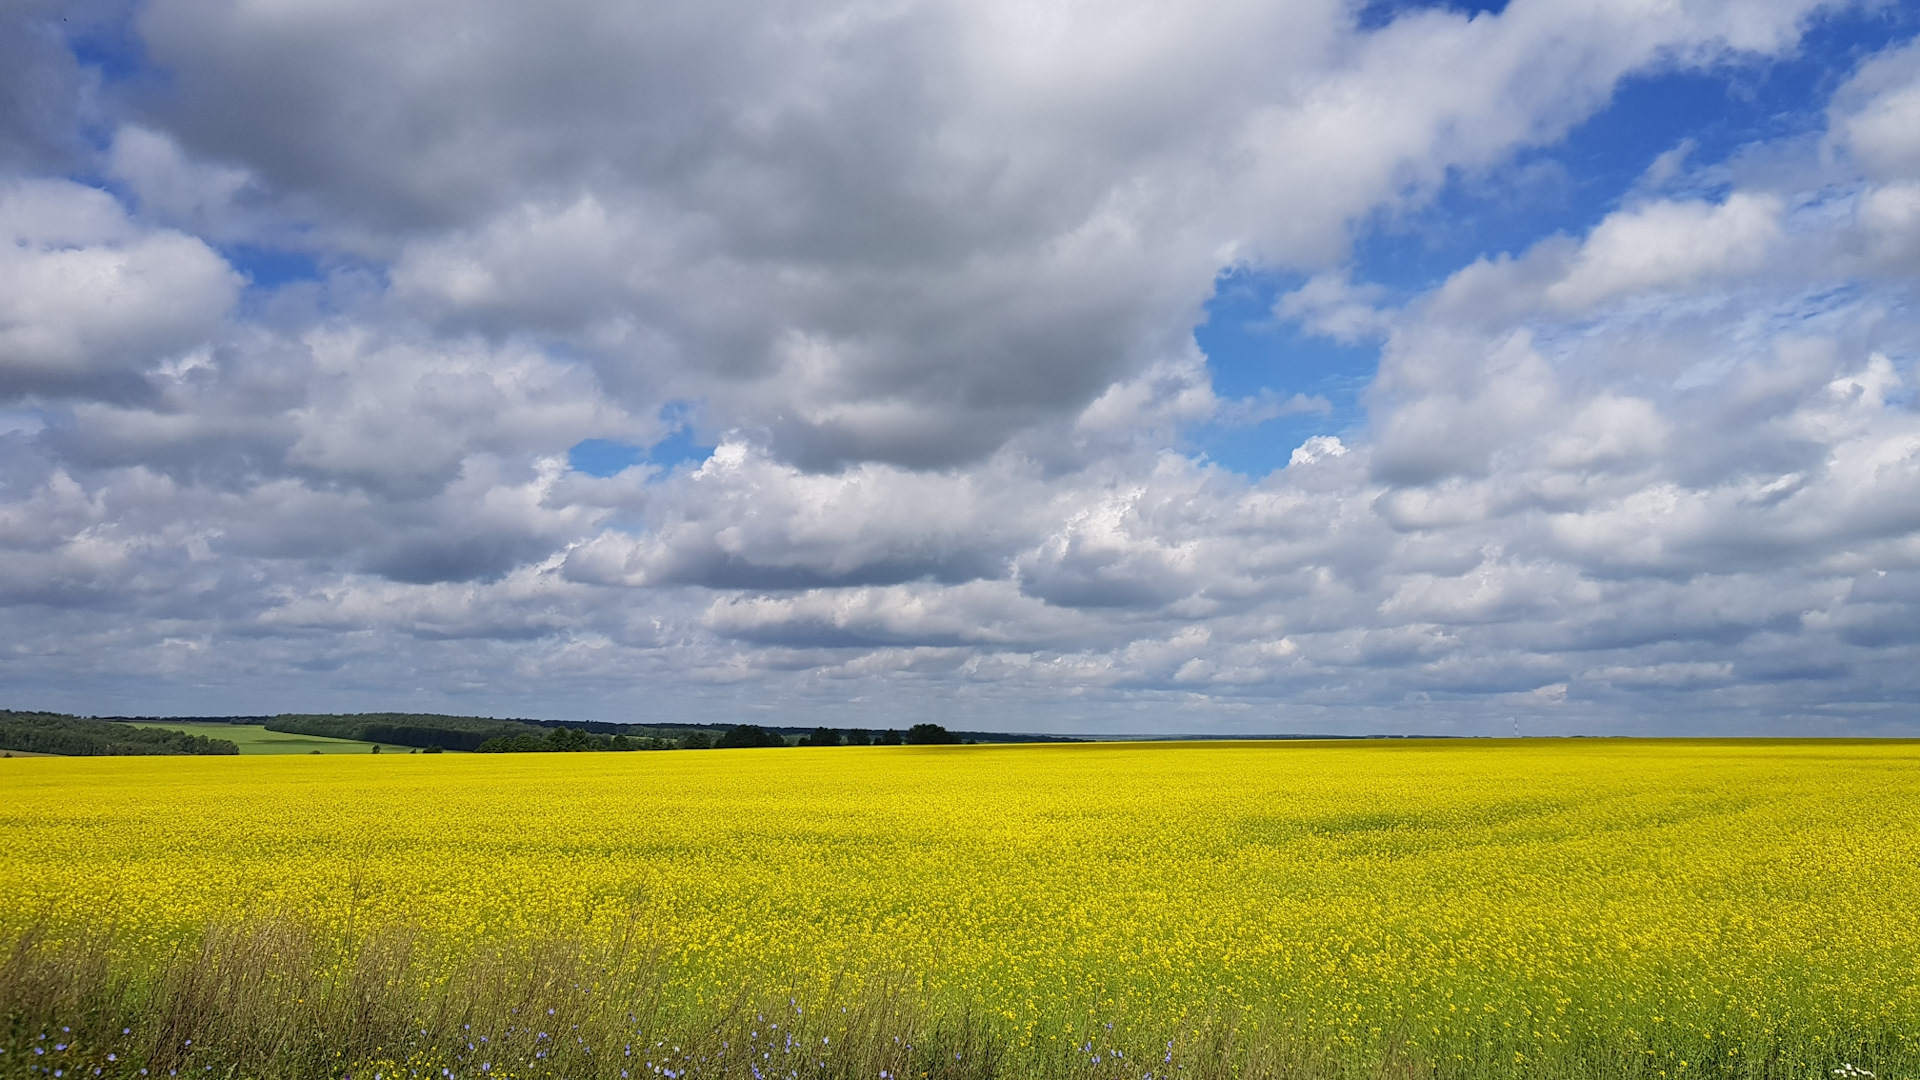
<box><xmin>475</xmin><ymin>732</ymin><xmax>543</xmax><ymax>753</ymax></box>
<box><xmin>120</xmin><ymin>722</ymin><xmax>391</xmax><ymax>754</ymax></box>
<box><xmin>4</xmin><ymin>709</ymin><xmax>1063</xmax><ymax>759</ymax></box>
<box><xmin>0</xmin><ymin>924</ymin><xmax>1012</xmax><ymax>1080</ymax></box>
<box><xmin>545</xmin><ymin>726</ymin><xmax>598</xmax><ymax>752</ymax></box>
<box><xmin>266</xmin><ymin>713</ymin><xmax>539</xmax><ymax>751</ymax></box>
<box><xmin>715</xmin><ymin>724</ymin><xmax>786</xmax><ymax>749</ymax></box>
<box><xmin>473</xmin><ymin>727</ymin><xmax>681</xmax><ymax>753</ymax></box>
<box><xmin>266</xmin><ymin>713</ymin><xmax>711</xmax><ymax>753</ymax></box>
<box><xmin>0</xmin><ymin>711</ymin><xmax>240</xmax><ymax>756</ymax></box>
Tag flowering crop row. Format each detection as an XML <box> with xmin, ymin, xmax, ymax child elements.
<box><xmin>2</xmin><ymin>739</ymin><xmax>1916</xmax><ymax>1078</ymax></box>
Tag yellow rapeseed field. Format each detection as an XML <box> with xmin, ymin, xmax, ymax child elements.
<box><xmin>2</xmin><ymin>739</ymin><xmax>1918</xmax><ymax>1080</ymax></box>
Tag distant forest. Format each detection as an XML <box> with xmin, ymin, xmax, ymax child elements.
<box><xmin>473</xmin><ymin>721</ymin><xmax>989</xmax><ymax>752</ymax></box>
<box><xmin>0</xmin><ymin>711</ymin><xmax>239</xmax><ymax>757</ymax></box>
<box><xmin>3</xmin><ymin>710</ymin><xmax>1082</xmax><ymax>756</ymax></box>
<box><xmin>266</xmin><ymin>713</ymin><xmax>533</xmax><ymax>752</ymax></box>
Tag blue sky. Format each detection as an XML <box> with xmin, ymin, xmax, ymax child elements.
<box><xmin>1194</xmin><ymin>1</ymin><xmax>1919</xmax><ymax>476</ymax></box>
<box><xmin>2</xmin><ymin>0</ymin><xmax>1919</xmax><ymax>733</ymax></box>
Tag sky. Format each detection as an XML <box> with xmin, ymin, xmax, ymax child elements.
<box><xmin>3</xmin><ymin>0</ymin><xmax>1919</xmax><ymax>736</ymax></box>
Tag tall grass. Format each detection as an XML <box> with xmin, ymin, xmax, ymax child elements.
<box><xmin>1</xmin><ymin>920</ymin><xmax>1910</xmax><ymax>1080</ymax></box>
<box><xmin>0</xmin><ymin>920</ymin><xmax>1016</xmax><ymax>1080</ymax></box>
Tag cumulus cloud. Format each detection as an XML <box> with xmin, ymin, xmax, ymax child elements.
<box><xmin>121</xmin><ymin>0</ymin><xmax>1846</xmax><ymax>469</ymax></box>
<box><xmin>562</xmin><ymin>440</ymin><xmax>1036</xmax><ymax>589</ymax></box>
<box><xmin>0</xmin><ymin>180</ymin><xmax>240</xmax><ymax>398</ymax></box>
<box><xmin>106</xmin><ymin>126</ymin><xmax>252</xmax><ymax>227</ymax></box>
<box><xmin>1274</xmin><ymin>274</ymin><xmax>1391</xmax><ymax>344</ymax></box>
<box><xmin>1542</xmin><ymin>193</ymin><xmax>1785</xmax><ymax>311</ymax></box>
<box><xmin>1833</xmin><ymin>38</ymin><xmax>1920</xmax><ymax>183</ymax></box>
<box><xmin>3</xmin><ymin>0</ymin><xmax>1919</xmax><ymax>733</ymax></box>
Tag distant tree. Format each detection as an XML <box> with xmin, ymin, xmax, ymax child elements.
<box><xmin>476</xmin><ymin>732</ymin><xmax>544</xmax><ymax>752</ymax></box>
<box><xmin>799</xmin><ymin>726</ymin><xmax>844</xmax><ymax>747</ymax></box>
<box><xmin>0</xmin><ymin>711</ymin><xmax>240</xmax><ymax>756</ymax></box>
<box><xmin>876</xmin><ymin>729</ymin><xmax>903</xmax><ymax>746</ymax></box>
<box><xmin>678</xmin><ymin>731</ymin><xmax>715</xmax><ymax>750</ymax></box>
<box><xmin>905</xmin><ymin>723</ymin><xmax>960</xmax><ymax>745</ymax></box>
<box><xmin>371</xmin><ymin>745</ymin><xmax>381</xmax><ymax>754</ymax></box>
<box><xmin>271</xmin><ymin>714</ymin><xmax>539</xmax><ymax>752</ymax></box>
<box><xmin>422</xmin><ymin>745</ymin><xmax>444</xmax><ymax>754</ymax></box>
<box><xmin>543</xmin><ymin>727</ymin><xmax>601</xmax><ymax>752</ymax></box>
<box><xmin>845</xmin><ymin>728</ymin><xmax>874</xmax><ymax>746</ymax></box>
<box><xmin>715</xmin><ymin>724</ymin><xmax>786</xmax><ymax>749</ymax></box>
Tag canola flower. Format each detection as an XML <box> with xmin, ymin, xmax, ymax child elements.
<box><xmin>2</xmin><ymin>739</ymin><xmax>1918</xmax><ymax>1079</ymax></box>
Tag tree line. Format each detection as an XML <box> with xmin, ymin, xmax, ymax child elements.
<box><xmin>474</xmin><ymin>722</ymin><xmax>969</xmax><ymax>753</ymax></box>
<box><xmin>247</xmin><ymin>713</ymin><xmax>1075</xmax><ymax>750</ymax></box>
<box><xmin>799</xmin><ymin>724</ymin><xmax>964</xmax><ymax>745</ymax></box>
<box><xmin>0</xmin><ymin>711</ymin><xmax>239</xmax><ymax>757</ymax></box>
<box><xmin>264</xmin><ymin>713</ymin><xmax>537</xmax><ymax>751</ymax></box>
<box><xmin>4</xmin><ymin>708</ymin><xmax>1076</xmax><ymax>756</ymax></box>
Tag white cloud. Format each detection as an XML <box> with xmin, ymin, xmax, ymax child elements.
<box><xmin>1274</xmin><ymin>273</ymin><xmax>1391</xmax><ymax>343</ymax></box>
<box><xmin>1543</xmin><ymin>193</ymin><xmax>1784</xmax><ymax>311</ymax></box>
<box><xmin>0</xmin><ymin>180</ymin><xmax>239</xmax><ymax>396</ymax></box>
<box><xmin>282</xmin><ymin>329</ymin><xmax>626</xmax><ymax>499</ymax></box>
<box><xmin>1289</xmin><ymin>435</ymin><xmax>1348</xmax><ymax>467</ymax></box>
<box><xmin>1852</xmin><ymin>181</ymin><xmax>1920</xmax><ymax>271</ymax></box>
<box><xmin>1833</xmin><ymin>38</ymin><xmax>1920</xmax><ymax>183</ymax></box>
<box><xmin>5</xmin><ymin>0</ymin><xmax>1920</xmax><ymax>734</ymax></box>
<box><xmin>559</xmin><ymin>438</ymin><xmax>1065</xmax><ymax>591</ymax></box>
<box><xmin>1540</xmin><ymin>394</ymin><xmax>1670</xmax><ymax>470</ymax></box>
<box><xmin>702</xmin><ymin>580</ymin><xmax>1077</xmax><ymax>648</ymax></box>
<box><xmin>1589</xmin><ymin>662</ymin><xmax>1734</xmax><ymax>689</ymax></box>
<box><xmin>106</xmin><ymin>126</ymin><xmax>253</xmax><ymax>230</ymax></box>
<box><xmin>116</xmin><ymin>0</ymin><xmax>1841</xmax><ymax>470</ymax></box>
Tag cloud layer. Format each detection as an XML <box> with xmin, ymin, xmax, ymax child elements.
<box><xmin>1</xmin><ymin>0</ymin><xmax>1917</xmax><ymax>733</ymax></box>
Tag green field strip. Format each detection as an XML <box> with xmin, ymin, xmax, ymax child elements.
<box><xmin>137</xmin><ymin>722</ymin><xmax>437</xmax><ymax>755</ymax></box>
